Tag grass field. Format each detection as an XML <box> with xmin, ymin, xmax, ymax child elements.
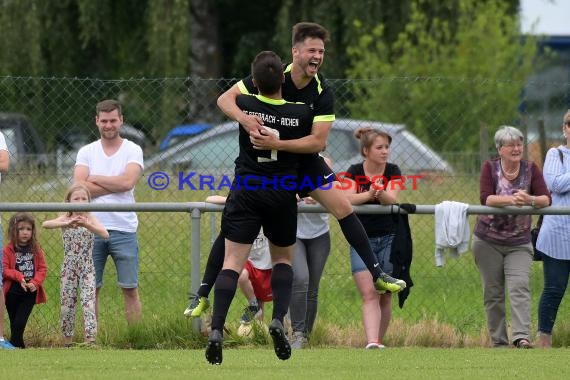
<box><xmin>2</xmin><ymin>173</ymin><xmax>570</xmax><ymax>348</ymax></box>
<box><xmin>1</xmin><ymin>347</ymin><xmax>569</xmax><ymax>379</ymax></box>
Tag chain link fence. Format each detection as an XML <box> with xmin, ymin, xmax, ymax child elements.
<box><xmin>1</xmin><ymin>75</ymin><xmax>569</xmax><ymax>346</ymax></box>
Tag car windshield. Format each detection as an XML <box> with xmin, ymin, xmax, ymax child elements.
<box><xmin>392</xmin><ymin>130</ymin><xmax>451</xmax><ymax>172</ymax></box>
<box><xmin>161</xmin><ymin>130</ymin><xmax>239</xmax><ymax>174</ymax></box>
<box><xmin>327</xmin><ymin>129</ymin><xmax>360</xmax><ymax>162</ymax></box>
<box><xmin>148</xmin><ymin>119</ymin><xmax>451</xmax><ymax>176</ymax></box>
<box><xmin>1</xmin><ymin>127</ymin><xmax>16</xmax><ymax>154</ymax></box>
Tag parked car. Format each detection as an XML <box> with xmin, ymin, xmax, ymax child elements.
<box><xmin>329</xmin><ymin>119</ymin><xmax>453</xmax><ymax>175</ymax></box>
<box><xmin>159</xmin><ymin>123</ymin><xmax>212</xmax><ymax>151</ymax></box>
<box><xmin>55</xmin><ymin>123</ymin><xmax>150</xmax><ymax>175</ymax></box>
<box><xmin>0</xmin><ymin>112</ymin><xmax>47</xmax><ymax>170</ymax></box>
<box><xmin>122</xmin><ymin>123</ymin><xmax>151</xmax><ymax>149</ymax></box>
<box><xmin>146</xmin><ymin>119</ymin><xmax>453</xmax><ymax>177</ymax></box>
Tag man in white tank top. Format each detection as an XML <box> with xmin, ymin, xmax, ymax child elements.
<box><xmin>0</xmin><ymin>131</ymin><xmax>16</xmax><ymax>349</ymax></box>
<box><xmin>74</xmin><ymin>99</ymin><xmax>144</xmax><ymax>324</ymax></box>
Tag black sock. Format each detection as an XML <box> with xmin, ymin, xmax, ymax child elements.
<box><xmin>210</xmin><ymin>269</ymin><xmax>239</xmax><ymax>332</ymax></box>
<box><xmin>338</xmin><ymin>213</ymin><xmax>381</xmax><ymax>281</ymax></box>
<box><xmin>271</xmin><ymin>263</ymin><xmax>293</xmax><ymax>322</ymax></box>
<box><xmin>197</xmin><ymin>233</ymin><xmax>225</xmax><ymax>298</ymax></box>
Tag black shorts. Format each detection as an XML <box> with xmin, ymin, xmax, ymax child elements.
<box><xmin>297</xmin><ymin>154</ymin><xmax>336</xmax><ymax>198</ymax></box>
<box><xmin>221</xmin><ymin>188</ymin><xmax>297</xmax><ymax>247</ymax></box>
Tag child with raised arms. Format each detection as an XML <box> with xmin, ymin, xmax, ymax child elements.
<box><xmin>43</xmin><ymin>183</ymin><xmax>109</xmax><ymax>347</ymax></box>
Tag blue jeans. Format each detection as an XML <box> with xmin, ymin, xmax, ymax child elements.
<box><xmin>93</xmin><ymin>231</ymin><xmax>139</xmax><ymax>288</ymax></box>
<box><xmin>538</xmin><ymin>254</ymin><xmax>570</xmax><ymax>334</ymax></box>
<box><xmin>350</xmin><ymin>235</ymin><xmax>394</xmax><ymax>275</ymax></box>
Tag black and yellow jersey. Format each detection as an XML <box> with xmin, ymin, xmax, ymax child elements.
<box><xmin>234</xmin><ymin>94</ymin><xmax>313</xmax><ymax>182</ymax></box>
<box><xmin>238</xmin><ymin>63</ymin><xmax>335</xmax><ymax>124</ymax></box>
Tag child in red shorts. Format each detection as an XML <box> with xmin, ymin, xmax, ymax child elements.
<box><xmin>238</xmin><ymin>229</ymin><xmax>272</xmax><ymax>324</ymax></box>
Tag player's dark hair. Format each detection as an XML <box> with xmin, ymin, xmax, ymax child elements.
<box><xmin>292</xmin><ymin>22</ymin><xmax>329</xmax><ymax>46</ymax></box>
<box><xmin>251</xmin><ymin>51</ymin><xmax>283</xmax><ymax>95</ymax></box>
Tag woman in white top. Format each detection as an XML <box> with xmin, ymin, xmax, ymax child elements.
<box><xmin>0</xmin><ymin>131</ymin><xmax>14</xmax><ymax>349</ymax></box>
<box><xmin>289</xmin><ymin>156</ymin><xmax>331</xmax><ymax>349</ymax></box>
<box><xmin>536</xmin><ymin>109</ymin><xmax>570</xmax><ymax>348</ymax></box>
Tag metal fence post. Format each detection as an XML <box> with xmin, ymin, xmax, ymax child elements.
<box><xmin>190</xmin><ymin>206</ymin><xmax>202</xmax><ymax>332</ymax></box>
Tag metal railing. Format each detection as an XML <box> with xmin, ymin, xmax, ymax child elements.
<box><xmin>0</xmin><ymin>201</ymin><xmax>565</xmax><ymax>344</ymax></box>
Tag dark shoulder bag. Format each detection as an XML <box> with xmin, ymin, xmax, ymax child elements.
<box><xmin>531</xmin><ymin>148</ymin><xmax>563</xmax><ymax>261</ymax></box>
<box><xmin>531</xmin><ymin>216</ymin><xmax>544</xmax><ymax>261</ymax></box>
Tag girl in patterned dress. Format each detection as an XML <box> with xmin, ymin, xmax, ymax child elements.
<box><xmin>43</xmin><ymin>184</ymin><xmax>108</xmax><ymax>346</ymax></box>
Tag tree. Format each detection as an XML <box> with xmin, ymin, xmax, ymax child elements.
<box><xmin>346</xmin><ymin>0</ymin><xmax>536</xmax><ymax>152</ymax></box>
<box><xmin>0</xmin><ymin>0</ymin><xmax>530</xmax><ymax>149</ymax></box>
<box><xmin>272</xmin><ymin>0</ymin><xmax>409</xmax><ymax>78</ymax></box>
<box><xmin>0</xmin><ymin>0</ymin><xmax>44</xmax><ymax>76</ymax></box>
<box><xmin>0</xmin><ymin>0</ymin><xmax>195</xmax><ymax>144</ymax></box>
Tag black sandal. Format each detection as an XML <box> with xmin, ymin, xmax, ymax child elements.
<box><xmin>514</xmin><ymin>338</ymin><xmax>532</xmax><ymax>349</ymax></box>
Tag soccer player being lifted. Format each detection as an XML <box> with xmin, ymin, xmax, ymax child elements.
<box><xmin>205</xmin><ymin>50</ymin><xmax>314</xmax><ymax>364</ymax></box>
<box><xmin>186</xmin><ymin>22</ymin><xmax>405</xmax><ymax>322</ymax></box>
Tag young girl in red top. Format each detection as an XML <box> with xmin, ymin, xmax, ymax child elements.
<box><xmin>2</xmin><ymin>212</ymin><xmax>47</xmax><ymax>348</ymax></box>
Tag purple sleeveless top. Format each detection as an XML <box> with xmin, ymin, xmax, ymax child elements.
<box><xmin>474</xmin><ymin>159</ymin><xmax>540</xmax><ymax>246</ymax></box>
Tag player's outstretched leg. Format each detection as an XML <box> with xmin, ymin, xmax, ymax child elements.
<box><xmin>311</xmin><ymin>188</ymin><xmax>407</xmax><ymax>295</ymax></box>
<box><xmin>184</xmin><ymin>294</ymin><xmax>210</xmax><ymax>318</ymax></box>
<box><xmin>269</xmin><ymin>318</ymin><xmax>291</xmax><ymax>360</ymax></box>
<box><xmin>184</xmin><ymin>233</ymin><xmax>225</xmax><ymax>316</ymax></box>
<box><xmin>375</xmin><ymin>271</ymin><xmax>406</xmax><ymax>294</ymax></box>
<box><xmin>205</xmin><ymin>329</ymin><xmax>223</xmax><ymax>365</ymax></box>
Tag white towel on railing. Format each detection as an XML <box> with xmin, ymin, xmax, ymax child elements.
<box><xmin>434</xmin><ymin>201</ymin><xmax>470</xmax><ymax>267</ymax></box>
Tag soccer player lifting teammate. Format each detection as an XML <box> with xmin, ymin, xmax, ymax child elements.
<box><xmin>205</xmin><ymin>50</ymin><xmax>313</xmax><ymax>364</ymax></box>
<box><xmin>186</xmin><ymin>22</ymin><xmax>406</xmax><ymax>321</ymax></box>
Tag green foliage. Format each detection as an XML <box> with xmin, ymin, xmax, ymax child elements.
<box><xmin>0</xmin><ymin>0</ymin><xmax>190</xmax><ymax>78</ymax></box>
<box><xmin>215</xmin><ymin>0</ymin><xmax>283</xmax><ymax>77</ymax></box>
<box><xmin>346</xmin><ymin>0</ymin><xmax>537</xmax><ymax>152</ymax></box>
<box><xmin>0</xmin><ymin>0</ymin><xmax>43</xmax><ymax>76</ymax></box>
<box><xmin>0</xmin><ymin>0</ymin><xmax>525</xmax><ymax>84</ymax></box>
<box><xmin>273</xmin><ymin>0</ymin><xmax>390</xmax><ymax>78</ymax></box>
<box><xmin>75</xmin><ymin>0</ymin><xmax>111</xmax><ymax>48</ymax></box>
<box><xmin>146</xmin><ymin>0</ymin><xmax>191</xmax><ymax>76</ymax></box>
<box><xmin>38</xmin><ymin>1</ymin><xmax>84</xmax><ymax>75</ymax></box>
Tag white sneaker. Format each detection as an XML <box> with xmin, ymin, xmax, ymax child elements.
<box><xmin>0</xmin><ymin>339</ymin><xmax>16</xmax><ymax>350</ymax></box>
<box><xmin>365</xmin><ymin>342</ymin><xmax>386</xmax><ymax>349</ymax></box>
<box><xmin>290</xmin><ymin>331</ymin><xmax>306</xmax><ymax>349</ymax></box>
